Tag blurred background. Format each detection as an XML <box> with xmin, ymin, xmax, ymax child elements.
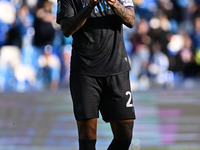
<box><xmin>0</xmin><ymin>0</ymin><xmax>200</xmax><ymax>91</ymax></box>
<box><xmin>0</xmin><ymin>0</ymin><xmax>200</xmax><ymax>150</ymax></box>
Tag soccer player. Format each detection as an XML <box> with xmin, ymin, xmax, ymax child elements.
<box><xmin>56</xmin><ymin>0</ymin><xmax>136</xmax><ymax>149</ymax></box>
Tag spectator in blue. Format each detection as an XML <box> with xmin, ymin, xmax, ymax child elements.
<box><xmin>37</xmin><ymin>44</ymin><xmax>61</xmax><ymax>90</ymax></box>
<box><xmin>148</xmin><ymin>42</ymin><xmax>169</xmax><ymax>84</ymax></box>
<box><xmin>17</xmin><ymin>3</ymin><xmax>34</xmax><ymax>40</ymax></box>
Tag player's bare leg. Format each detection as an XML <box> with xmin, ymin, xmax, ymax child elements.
<box><xmin>108</xmin><ymin>119</ymin><xmax>134</xmax><ymax>150</ymax></box>
<box><xmin>77</xmin><ymin>118</ymin><xmax>97</xmax><ymax>150</ymax></box>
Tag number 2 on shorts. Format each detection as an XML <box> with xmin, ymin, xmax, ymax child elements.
<box><xmin>125</xmin><ymin>91</ymin><xmax>133</xmax><ymax>107</ymax></box>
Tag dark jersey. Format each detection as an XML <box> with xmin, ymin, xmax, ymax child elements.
<box><xmin>57</xmin><ymin>0</ymin><xmax>134</xmax><ymax>76</ymax></box>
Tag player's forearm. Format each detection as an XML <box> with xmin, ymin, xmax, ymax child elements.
<box><xmin>60</xmin><ymin>5</ymin><xmax>94</xmax><ymax>37</ymax></box>
<box><xmin>111</xmin><ymin>1</ymin><xmax>135</xmax><ymax>28</ymax></box>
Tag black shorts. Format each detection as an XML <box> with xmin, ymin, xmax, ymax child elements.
<box><xmin>70</xmin><ymin>71</ymin><xmax>136</xmax><ymax>122</ymax></box>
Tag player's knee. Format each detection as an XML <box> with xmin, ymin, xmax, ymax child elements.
<box><xmin>116</xmin><ymin>123</ymin><xmax>133</xmax><ymax>140</ymax></box>
<box><xmin>108</xmin><ymin>120</ymin><xmax>133</xmax><ymax>150</ymax></box>
<box><xmin>112</xmin><ymin>120</ymin><xmax>133</xmax><ymax>141</ymax></box>
<box><xmin>121</xmin><ymin>134</ymin><xmax>132</xmax><ymax>144</ymax></box>
<box><xmin>118</xmin><ymin>132</ymin><xmax>132</xmax><ymax>147</ymax></box>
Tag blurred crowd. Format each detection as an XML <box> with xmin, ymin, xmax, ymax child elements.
<box><xmin>0</xmin><ymin>0</ymin><xmax>200</xmax><ymax>92</ymax></box>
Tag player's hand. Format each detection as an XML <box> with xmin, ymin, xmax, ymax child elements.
<box><xmin>106</xmin><ymin>0</ymin><xmax>118</xmax><ymax>7</ymax></box>
<box><xmin>89</xmin><ymin>0</ymin><xmax>99</xmax><ymax>8</ymax></box>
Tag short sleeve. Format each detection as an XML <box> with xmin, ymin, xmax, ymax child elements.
<box><xmin>119</xmin><ymin>0</ymin><xmax>134</xmax><ymax>7</ymax></box>
<box><xmin>56</xmin><ymin>0</ymin><xmax>75</xmax><ymax>24</ymax></box>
